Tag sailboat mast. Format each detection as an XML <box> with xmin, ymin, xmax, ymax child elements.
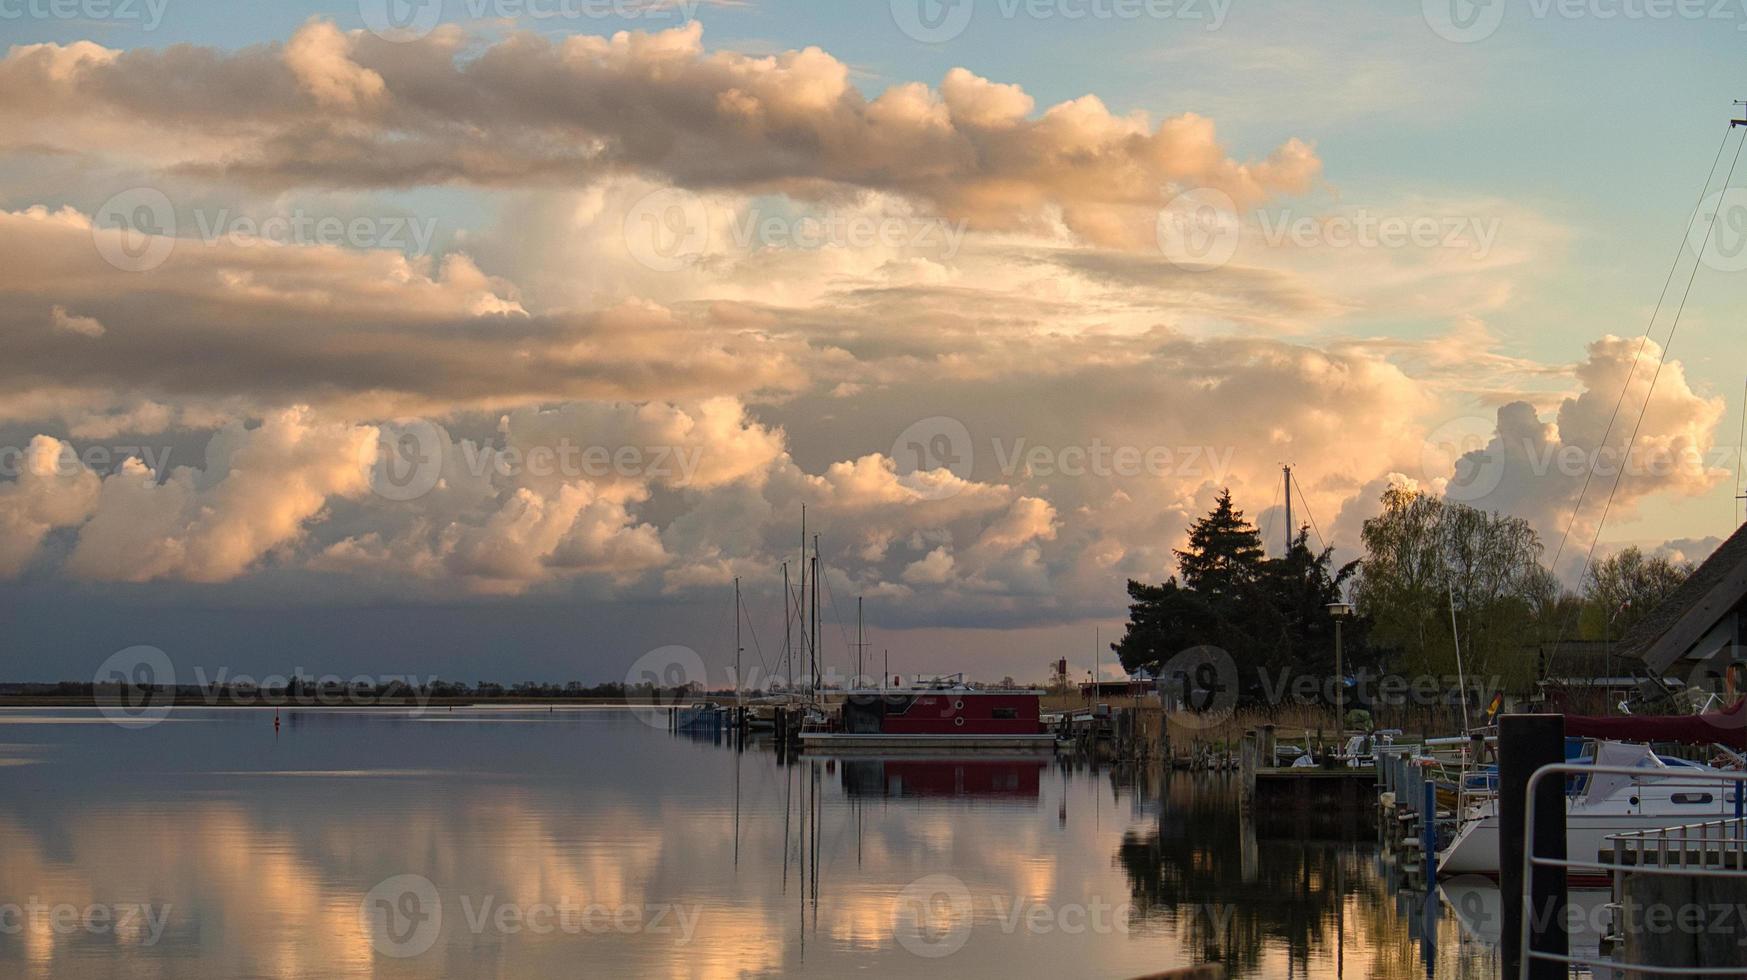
<box><xmin>734</xmin><ymin>576</ymin><xmax>742</xmax><ymax>703</ymax></box>
<box><xmin>782</xmin><ymin>562</ymin><xmax>791</xmax><ymax>694</ymax></box>
<box><xmin>857</xmin><ymin>596</ymin><xmax>864</xmax><ymax>687</ymax></box>
<box><xmin>800</xmin><ymin>505</ymin><xmax>807</xmax><ymax>692</ymax></box>
<box><xmin>1283</xmin><ymin>464</ymin><xmax>1293</xmax><ymax>556</ymax></box>
<box><xmin>810</xmin><ymin>535</ymin><xmax>820</xmax><ymax>694</ymax></box>
<box><xmin>1093</xmin><ymin>626</ymin><xmax>1099</xmax><ymax>704</ymax></box>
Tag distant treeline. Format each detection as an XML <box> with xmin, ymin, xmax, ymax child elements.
<box><xmin>0</xmin><ymin>680</ymin><xmax>712</xmax><ymax>704</ymax></box>
<box><xmin>1112</xmin><ymin>484</ymin><xmax>1693</xmax><ymax>702</ymax></box>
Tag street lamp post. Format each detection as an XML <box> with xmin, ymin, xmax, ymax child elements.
<box><xmin>1326</xmin><ymin>601</ymin><xmax>1354</xmax><ymax>730</ymax></box>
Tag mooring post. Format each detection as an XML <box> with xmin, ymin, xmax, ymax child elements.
<box><xmin>1422</xmin><ymin>779</ymin><xmax>1436</xmax><ymax>881</ymax></box>
<box><xmin>1499</xmin><ymin>713</ymin><xmax>1566</xmax><ymax>979</ymax></box>
<box><xmin>1240</xmin><ymin>730</ymin><xmax>1257</xmax><ymax>799</ymax></box>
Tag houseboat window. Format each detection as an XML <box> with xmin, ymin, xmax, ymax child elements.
<box><xmin>991</xmin><ymin>708</ymin><xmax>1019</xmax><ymax>720</ymax></box>
<box><xmin>1672</xmin><ymin>792</ymin><xmax>1714</xmax><ymax>805</ymax></box>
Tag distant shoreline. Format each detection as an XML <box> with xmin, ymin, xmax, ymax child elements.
<box><xmin>0</xmin><ymin>696</ymin><xmax>689</xmax><ymax>709</ymax></box>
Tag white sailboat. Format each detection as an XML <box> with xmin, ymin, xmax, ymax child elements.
<box><xmin>1436</xmin><ymin>740</ymin><xmax>1739</xmax><ymax>877</ymax></box>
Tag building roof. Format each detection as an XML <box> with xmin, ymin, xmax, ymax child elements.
<box><xmin>1535</xmin><ymin>640</ymin><xmax>1617</xmax><ymax>678</ymax></box>
<box><xmin>1614</xmin><ymin>521</ymin><xmax>1747</xmax><ymax>674</ymax></box>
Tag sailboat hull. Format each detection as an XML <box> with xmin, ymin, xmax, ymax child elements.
<box><xmin>1439</xmin><ymin>799</ymin><xmax>1737</xmax><ymax>878</ymax></box>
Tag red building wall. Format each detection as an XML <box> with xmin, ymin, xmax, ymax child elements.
<box><xmin>878</xmin><ymin>693</ymin><xmax>1044</xmax><ymax>735</ymax></box>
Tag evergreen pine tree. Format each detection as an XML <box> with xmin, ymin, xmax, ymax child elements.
<box><xmin>1173</xmin><ymin>488</ymin><xmax>1265</xmax><ymax>600</ymax></box>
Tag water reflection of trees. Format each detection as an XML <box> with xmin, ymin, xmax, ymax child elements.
<box><xmin>1114</xmin><ymin>771</ymin><xmax>1397</xmax><ymax>978</ymax></box>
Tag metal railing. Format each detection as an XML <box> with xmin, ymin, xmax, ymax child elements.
<box><xmin>1609</xmin><ymin>815</ymin><xmax>1747</xmax><ymax>873</ymax></box>
<box><xmin>1519</xmin><ymin>763</ymin><xmax>1747</xmax><ymax>978</ymax></box>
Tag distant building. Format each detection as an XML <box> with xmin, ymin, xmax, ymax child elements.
<box><xmin>1535</xmin><ymin>640</ymin><xmax>1643</xmax><ymax>713</ymax></box>
<box><xmin>1079</xmin><ymin>674</ymin><xmax>1155</xmax><ymax>699</ymax></box>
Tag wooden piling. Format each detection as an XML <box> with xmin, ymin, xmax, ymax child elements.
<box><xmin>1498</xmin><ymin>713</ymin><xmax>1567</xmax><ymax>980</ymax></box>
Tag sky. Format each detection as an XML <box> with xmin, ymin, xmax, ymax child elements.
<box><xmin>2</xmin><ymin>0</ymin><xmax>1747</xmax><ymax>686</ymax></box>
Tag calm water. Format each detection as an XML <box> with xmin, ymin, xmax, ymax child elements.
<box><xmin>0</xmin><ymin>707</ymin><xmax>1504</xmax><ymax>978</ymax></box>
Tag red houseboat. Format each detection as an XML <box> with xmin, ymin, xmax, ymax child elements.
<box><xmin>800</xmin><ymin>684</ymin><xmax>1055</xmax><ymax>753</ymax></box>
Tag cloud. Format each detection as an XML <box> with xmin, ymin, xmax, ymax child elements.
<box><xmin>0</xmin><ymin>206</ymin><xmax>805</xmax><ymax>426</ymax></box>
<box><xmin>901</xmin><ymin>546</ymin><xmax>955</xmax><ymax>585</ymax></box>
<box><xmin>1428</xmin><ymin>335</ymin><xmax>1727</xmax><ymax>568</ymax></box>
<box><xmin>1655</xmin><ymin>536</ymin><xmax>1721</xmax><ymax>566</ymax></box>
<box><xmin>0</xmin><ymin>19</ymin><xmax>1681</xmax><ymax>640</ymax></box>
<box><xmin>0</xmin><ymin>435</ymin><xmax>101</xmax><ymax>577</ymax></box>
<box><xmin>49</xmin><ymin>305</ymin><xmax>104</xmax><ymax>337</ymax></box>
<box><xmin>441</xmin><ymin>481</ymin><xmax>668</xmax><ymax>593</ymax></box>
<box><xmin>0</xmin><ymin>166</ymin><xmax>1610</xmax><ymax>622</ymax></box>
<box><xmin>0</xmin><ymin>21</ymin><xmax>1319</xmax><ymax>247</ymax></box>
<box><xmin>63</xmin><ymin>409</ymin><xmax>377</xmax><ymax>582</ymax></box>
<box><xmin>283</xmin><ymin>18</ymin><xmax>385</xmax><ymax>110</ymax></box>
<box><xmin>311</xmin><ymin>399</ymin><xmax>786</xmax><ymax>594</ymax></box>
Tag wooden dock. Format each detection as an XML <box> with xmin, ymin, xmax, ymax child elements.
<box><xmin>1250</xmin><ymin>767</ymin><xmax>1378</xmax><ymax>813</ymax></box>
<box><xmin>1237</xmin><ymin>725</ymin><xmax>1379</xmax><ymax>834</ymax></box>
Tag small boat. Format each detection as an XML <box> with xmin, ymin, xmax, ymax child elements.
<box><xmin>1336</xmin><ymin>730</ymin><xmax>1398</xmax><ymax>767</ymax></box>
<box><xmin>673</xmin><ymin>701</ymin><xmax>728</xmax><ymax>731</ymax></box>
<box><xmin>736</xmin><ymin>694</ymin><xmax>805</xmax><ymax>731</ymax></box>
<box><xmin>800</xmin><ymin>682</ymin><xmax>1055</xmax><ymax>753</ymax></box>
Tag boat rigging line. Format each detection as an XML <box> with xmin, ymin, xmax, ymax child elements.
<box><xmin>819</xmin><ymin>554</ymin><xmax>864</xmax><ymax>682</ymax></box>
<box><xmin>1735</xmin><ymin>376</ymin><xmax>1747</xmax><ymax>527</ymax></box>
<box><xmin>1545</xmin><ymin>116</ymin><xmax>1747</xmax><ymax>677</ymax></box>
<box><xmin>734</xmin><ymin>577</ymin><xmax>775</xmax><ymax>694</ymax></box>
<box><xmin>1570</xmin><ymin>126</ymin><xmax>1746</xmax><ymax>589</ymax></box>
<box><xmin>1547</xmin><ymin>123</ymin><xmax>1737</xmax><ymax>583</ymax></box>
<box><xmin>1259</xmin><ymin>464</ymin><xmax>1283</xmax><ymax>554</ymax></box>
<box><xmin>1289</xmin><ymin>468</ymin><xmax>1328</xmax><ymax>553</ymax></box>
